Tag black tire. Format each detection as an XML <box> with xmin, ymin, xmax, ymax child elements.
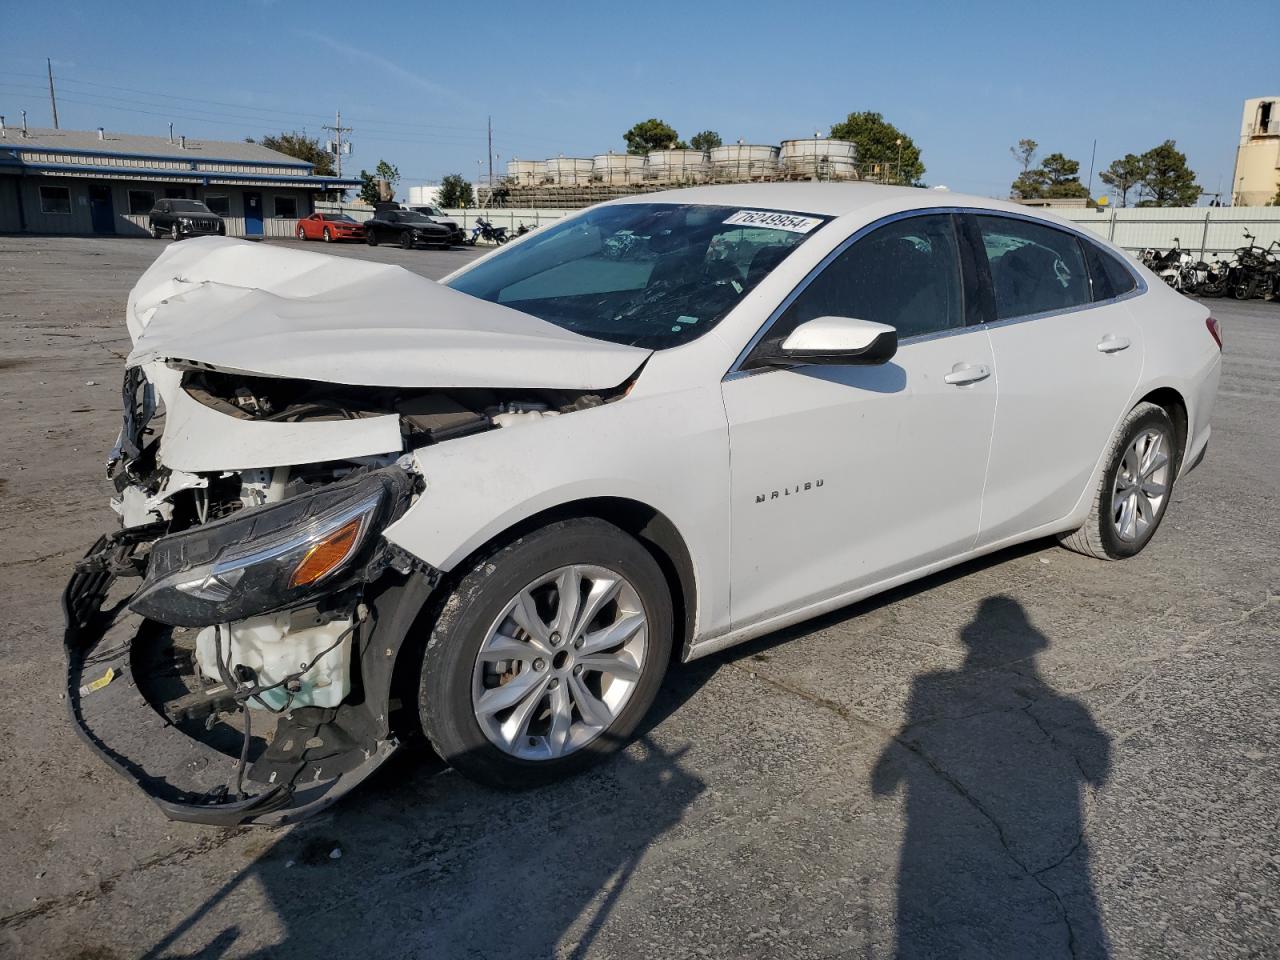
<box><xmin>322</xmin><ymin>227</ymin><xmax>332</xmax><ymax>242</ymax></box>
<box><xmin>1059</xmin><ymin>401</ymin><xmax>1177</xmax><ymax>560</ymax></box>
<box><xmin>170</xmin><ymin>223</ymin><xmax>181</xmax><ymax>241</ymax></box>
<box><xmin>419</xmin><ymin>518</ymin><xmax>673</xmax><ymax>789</ymax></box>
<box><xmin>150</xmin><ymin>224</ymin><xmax>163</xmax><ymax>239</ymax></box>
<box><xmin>400</xmin><ymin>231</ymin><xmax>414</xmax><ymax>250</ymax></box>
<box><xmin>296</xmin><ymin>226</ymin><xmax>307</xmax><ymax>241</ymax></box>
<box><xmin>366</xmin><ymin>230</ymin><xmax>378</xmax><ymax>246</ymax></box>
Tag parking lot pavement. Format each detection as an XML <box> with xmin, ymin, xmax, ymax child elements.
<box><xmin>1</xmin><ymin>235</ymin><xmax>1277</xmax><ymax>959</ymax></box>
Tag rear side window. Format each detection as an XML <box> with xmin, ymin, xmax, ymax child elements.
<box><xmin>1082</xmin><ymin>241</ymin><xmax>1138</xmax><ymax>301</ymax></box>
<box><xmin>765</xmin><ymin>213</ymin><xmax>965</xmax><ymax>346</ymax></box>
<box><xmin>975</xmin><ymin>215</ymin><xmax>1090</xmax><ymax>320</ymax></box>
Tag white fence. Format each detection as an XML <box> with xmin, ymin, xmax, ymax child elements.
<box><xmin>1056</xmin><ymin>206</ymin><xmax>1280</xmax><ymax>260</ymax></box>
<box><xmin>313</xmin><ymin>201</ymin><xmax>1280</xmax><ymax>259</ymax></box>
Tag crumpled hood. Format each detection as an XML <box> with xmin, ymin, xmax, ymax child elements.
<box><xmin>125</xmin><ymin>237</ymin><xmax>650</xmax><ymax>390</ymax></box>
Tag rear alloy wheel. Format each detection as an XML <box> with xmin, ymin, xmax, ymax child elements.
<box><xmin>1059</xmin><ymin>402</ymin><xmax>1177</xmax><ymax>560</ymax></box>
<box><xmin>419</xmin><ymin>518</ymin><xmax>672</xmax><ymax>788</ymax></box>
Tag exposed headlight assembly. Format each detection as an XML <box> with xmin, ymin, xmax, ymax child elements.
<box><xmin>130</xmin><ymin>467</ymin><xmax>414</xmax><ymax>627</ymax></box>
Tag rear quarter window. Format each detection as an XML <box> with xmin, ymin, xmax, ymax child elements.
<box><xmin>1082</xmin><ymin>241</ymin><xmax>1139</xmax><ymax>301</ymax></box>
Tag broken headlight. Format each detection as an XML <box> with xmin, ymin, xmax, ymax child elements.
<box><xmin>130</xmin><ymin>467</ymin><xmax>413</xmax><ymax>627</ymax></box>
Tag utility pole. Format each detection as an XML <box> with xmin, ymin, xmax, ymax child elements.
<box><xmin>322</xmin><ymin>110</ymin><xmax>353</xmax><ymax>177</ymax></box>
<box><xmin>487</xmin><ymin>116</ymin><xmax>493</xmax><ymax>187</ymax></box>
<box><xmin>1086</xmin><ymin>138</ymin><xmax>1097</xmax><ymax>197</ymax></box>
<box><xmin>47</xmin><ymin>58</ymin><xmax>59</xmax><ymax>130</ymax></box>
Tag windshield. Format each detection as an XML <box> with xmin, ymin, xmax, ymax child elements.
<box><xmin>398</xmin><ymin>211</ymin><xmax>435</xmax><ymax>224</ymax></box>
<box><xmin>172</xmin><ymin>200</ymin><xmax>213</xmax><ymax>214</ymax></box>
<box><xmin>415</xmin><ymin>206</ymin><xmax>443</xmax><ymax>216</ymax></box>
<box><xmin>328</xmin><ymin>213</ymin><xmax>357</xmax><ymax>223</ymax></box>
<box><xmin>446</xmin><ymin>203</ymin><xmax>829</xmax><ymax>349</ymax></box>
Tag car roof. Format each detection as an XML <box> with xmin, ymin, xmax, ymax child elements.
<box><xmin>604</xmin><ymin>181</ymin><xmax>1080</xmax><ymax>227</ymax></box>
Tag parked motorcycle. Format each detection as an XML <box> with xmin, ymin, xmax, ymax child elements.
<box><xmin>1197</xmin><ymin>255</ymin><xmax>1233</xmax><ymax>298</ymax></box>
<box><xmin>514</xmin><ymin>222</ymin><xmax>534</xmax><ymax>237</ymax></box>
<box><xmin>466</xmin><ymin>217</ymin><xmax>509</xmax><ymax>246</ymax></box>
<box><xmin>1229</xmin><ymin>230</ymin><xmax>1279</xmax><ymax>301</ymax></box>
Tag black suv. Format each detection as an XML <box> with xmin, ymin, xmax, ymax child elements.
<box><xmin>149</xmin><ymin>199</ymin><xmax>226</xmax><ymax>240</ymax></box>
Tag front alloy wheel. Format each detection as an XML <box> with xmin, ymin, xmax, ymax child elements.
<box><xmin>418</xmin><ymin>518</ymin><xmax>672</xmax><ymax>788</ymax></box>
<box><xmin>471</xmin><ymin>564</ymin><xmax>648</xmax><ymax>760</ymax></box>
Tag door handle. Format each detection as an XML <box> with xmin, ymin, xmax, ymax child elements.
<box><xmin>943</xmin><ymin>363</ymin><xmax>991</xmax><ymax>386</ymax></box>
<box><xmin>1097</xmin><ymin>335</ymin><xmax>1131</xmax><ymax>353</ymax></box>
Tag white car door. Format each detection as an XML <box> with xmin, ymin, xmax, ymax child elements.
<box><xmin>722</xmin><ymin>213</ymin><xmax>997</xmax><ymax>629</ymax></box>
<box><xmin>969</xmin><ymin>215</ymin><xmax>1145</xmax><ymax>545</ymax></box>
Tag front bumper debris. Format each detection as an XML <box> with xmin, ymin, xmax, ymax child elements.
<box><xmin>63</xmin><ymin>533</ymin><xmax>409</xmax><ymax>827</ymax></box>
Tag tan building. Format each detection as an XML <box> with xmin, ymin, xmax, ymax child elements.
<box><xmin>1232</xmin><ymin>96</ymin><xmax>1280</xmax><ymax>206</ymax></box>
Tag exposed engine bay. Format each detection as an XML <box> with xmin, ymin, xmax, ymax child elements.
<box><xmin>63</xmin><ymin>236</ymin><xmax>651</xmax><ymax>825</ymax></box>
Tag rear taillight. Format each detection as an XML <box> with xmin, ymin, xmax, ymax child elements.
<box><xmin>1206</xmin><ymin>316</ymin><xmax>1222</xmax><ymax>349</ymax></box>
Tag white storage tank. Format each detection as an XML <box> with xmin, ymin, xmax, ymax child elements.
<box><xmin>645</xmin><ymin>149</ymin><xmax>711</xmax><ymax>183</ymax></box>
<box><xmin>506</xmin><ymin>159</ymin><xmax>547</xmax><ymax>186</ymax></box>
<box><xmin>780</xmin><ymin>137</ymin><xmax>858</xmax><ymax>180</ymax></box>
<box><xmin>709</xmin><ymin>143</ymin><xmax>780</xmax><ymax>181</ymax></box>
<box><xmin>544</xmin><ymin>157</ymin><xmax>595</xmax><ymax>185</ymax></box>
<box><xmin>592</xmin><ymin>153</ymin><xmax>647</xmax><ymax>184</ymax></box>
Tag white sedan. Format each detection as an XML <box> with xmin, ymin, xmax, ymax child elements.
<box><xmin>65</xmin><ymin>184</ymin><xmax>1220</xmax><ymax>824</ymax></box>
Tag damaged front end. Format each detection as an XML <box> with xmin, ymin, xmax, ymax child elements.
<box><xmin>64</xmin><ymin>453</ymin><xmax>432</xmax><ymax>826</ymax></box>
<box><xmin>63</xmin><ymin>237</ymin><xmax>649</xmax><ymax>826</ymax></box>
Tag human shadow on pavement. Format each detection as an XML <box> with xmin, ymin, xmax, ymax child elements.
<box><xmin>140</xmin><ymin>661</ymin><xmax>712</xmax><ymax>960</ymax></box>
<box><xmin>871</xmin><ymin>596</ymin><xmax>1112</xmax><ymax>959</ymax></box>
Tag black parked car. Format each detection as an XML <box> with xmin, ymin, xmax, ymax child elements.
<box><xmin>148</xmin><ymin>199</ymin><xmax>225</xmax><ymax>241</ymax></box>
<box><xmin>364</xmin><ymin>208</ymin><xmax>459</xmax><ymax>249</ymax></box>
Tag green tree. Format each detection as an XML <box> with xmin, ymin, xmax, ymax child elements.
<box><xmin>1010</xmin><ymin>138</ymin><xmax>1038</xmax><ymax>175</ymax></box>
<box><xmin>1098</xmin><ymin>153</ymin><xmax>1146</xmax><ymax>207</ymax></box>
<box><xmin>1135</xmin><ymin>140</ymin><xmax>1199</xmax><ymax>207</ymax></box>
<box><xmin>623</xmin><ymin>118</ymin><xmax>679</xmax><ymax>156</ymax></box>
<box><xmin>1040</xmin><ymin>152</ymin><xmax>1089</xmax><ymax>198</ymax></box>
<box><xmin>689</xmin><ymin>130</ymin><xmax>723</xmax><ymax>152</ymax></box>
<box><xmin>1011</xmin><ymin>168</ymin><xmax>1048</xmax><ymax>199</ymax></box>
<box><xmin>438</xmin><ymin>173</ymin><xmax>474</xmax><ymax>208</ymax></box>
<box><xmin>829</xmin><ymin>111</ymin><xmax>924</xmax><ymax>184</ymax></box>
<box><xmin>358</xmin><ymin>160</ymin><xmax>401</xmax><ymax>205</ymax></box>
<box><xmin>257</xmin><ymin>131</ymin><xmax>335</xmax><ymax>176</ymax></box>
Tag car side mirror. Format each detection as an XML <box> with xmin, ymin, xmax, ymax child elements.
<box><xmin>748</xmin><ymin>316</ymin><xmax>898</xmax><ymax>369</ymax></box>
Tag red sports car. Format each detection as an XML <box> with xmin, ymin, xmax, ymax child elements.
<box><xmin>295</xmin><ymin>212</ymin><xmax>366</xmax><ymax>242</ymax></box>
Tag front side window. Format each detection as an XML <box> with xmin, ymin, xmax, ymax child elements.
<box><xmin>447</xmin><ymin>203</ymin><xmax>829</xmax><ymax>349</ymax></box>
<box><xmin>759</xmin><ymin>213</ymin><xmax>965</xmax><ymax>352</ymax></box>
<box><xmin>204</xmin><ymin>195</ymin><xmax>230</xmax><ymax>216</ymax></box>
<box><xmin>39</xmin><ymin>185</ymin><xmax>72</xmax><ymax>215</ymax></box>
<box><xmin>274</xmin><ymin>196</ymin><xmax>298</xmax><ymax>218</ymax></box>
<box><xmin>1082</xmin><ymin>240</ymin><xmax>1138</xmax><ymax>301</ymax></box>
<box><xmin>976</xmin><ymin>215</ymin><xmax>1090</xmax><ymax>319</ymax></box>
<box><xmin>127</xmin><ymin>190</ymin><xmax>155</xmax><ymax>215</ymax></box>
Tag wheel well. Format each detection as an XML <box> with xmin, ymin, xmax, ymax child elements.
<box><xmin>1137</xmin><ymin>387</ymin><xmax>1188</xmax><ymax>472</ymax></box>
<box><xmin>390</xmin><ymin>497</ymin><xmax>697</xmax><ymax>701</ymax></box>
<box><xmin>465</xmin><ymin>498</ymin><xmax>698</xmax><ymax>660</ymax></box>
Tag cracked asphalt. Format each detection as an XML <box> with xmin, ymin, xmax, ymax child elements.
<box><xmin>1</xmin><ymin>235</ymin><xmax>1277</xmax><ymax>959</ymax></box>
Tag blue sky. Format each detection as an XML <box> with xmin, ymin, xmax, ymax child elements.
<box><xmin>2</xmin><ymin>0</ymin><xmax>1274</xmax><ymax>199</ymax></box>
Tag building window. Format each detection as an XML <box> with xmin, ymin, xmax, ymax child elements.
<box><xmin>39</xmin><ymin>185</ymin><xmax>72</xmax><ymax>214</ymax></box>
<box><xmin>127</xmin><ymin>190</ymin><xmax>155</xmax><ymax>215</ymax></box>
<box><xmin>273</xmin><ymin>196</ymin><xmax>298</xmax><ymax>219</ymax></box>
<box><xmin>204</xmin><ymin>194</ymin><xmax>230</xmax><ymax>216</ymax></box>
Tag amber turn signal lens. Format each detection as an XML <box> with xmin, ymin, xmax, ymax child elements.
<box><xmin>288</xmin><ymin>517</ymin><xmax>364</xmax><ymax>589</ymax></box>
